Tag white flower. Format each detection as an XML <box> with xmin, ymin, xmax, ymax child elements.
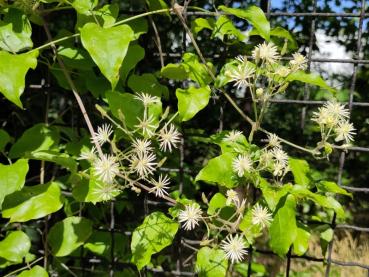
<box><xmin>221</xmin><ymin>234</ymin><xmax>248</xmax><ymax>263</ymax></box>
<box><xmin>227</xmin><ymin>63</ymin><xmax>255</xmax><ymax>89</ymax></box>
<box><xmin>259</xmin><ymin>150</ymin><xmax>274</xmax><ymax>167</ymax></box>
<box><xmin>78</xmin><ymin>147</ymin><xmax>96</xmax><ymax>162</ymax></box>
<box><xmin>91</xmin><ymin>181</ymin><xmax>120</xmax><ymax>202</ymax></box>
<box><xmin>93</xmin><ymin>154</ymin><xmax>120</xmax><ymax>184</ymax></box>
<box><xmin>158</xmin><ymin>124</ymin><xmax>181</xmax><ymax>152</ymax></box>
<box><xmin>252</xmin><ymin>203</ymin><xmax>273</xmax><ymax>228</ymax></box>
<box><xmin>252</xmin><ymin>42</ymin><xmax>280</xmax><ymax>64</ymax></box>
<box><xmin>275</xmin><ymin>66</ymin><xmax>290</xmax><ymax>77</ymax></box>
<box><xmin>135</xmin><ymin>115</ymin><xmax>157</xmax><ymax>137</ymax></box>
<box><xmin>92</xmin><ymin>124</ymin><xmax>113</xmax><ymax>145</ymax></box>
<box><xmin>271</xmin><ymin>148</ymin><xmax>289</xmax><ymax>166</ymax></box>
<box><xmin>312</xmin><ymin>101</ymin><xmax>350</xmax><ymax>128</ymax></box>
<box><xmin>132</xmin><ymin>138</ymin><xmax>152</xmax><ymax>154</ymax></box>
<box><xmin>267</xmin><ymin>133</ymin><xmax>280</xmax><ymax>148</ymax></box>
<box><xmin>130</xmin><ymin>151</ymin><xmax>157</xmax><ymax>177</ymax></box>
<box><xmin>290</xmin><ymin>53</ymin><xmax>307</xmax><ymax>70</ymax></box>
<box><xmin>335</xmin><ymin>121</ymin><xmax>355</xmax><ymax>144</ymax></box>
<box><xmin>223</xmin><ymin>130</ymin><xmax>243</xmax><ymax>142</ymax></box>
<box><xmin>178</xmin><ymin>204</ymin><xmax>202</xmax><ymax>230</ymax></box>
<box><xmin>134</xmin><ymin>92</ymin><xmax>159</xmax><ymax>107</ymax></box>
<box><xmin>149</xmin><ymin>174</ymin><xmax>170</xmax><ymax>198</ymax></box>
<box><xmin>232</xmin><ymin>154</ymin><xmax>253</xmax><ymax>177</ymax></box>
<box><xmin>226</xmin><ymin>189</ymin><xmax>239</xmax><ymax>206</ymax></box>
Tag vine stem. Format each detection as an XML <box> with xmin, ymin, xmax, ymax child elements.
<box><xmin>42</xmin><ymin>23</ymin><xmax>104</xmax><ymax>158</ymax></box>
<box><xmin>173</xmin><ymin>3</ymin><xmax>317</xmax><ymax>155</ymax></box>
<box><xmin>32</xmin><ymin>9</ymin><xmax>171</xmax><ymax>52</ymax></box>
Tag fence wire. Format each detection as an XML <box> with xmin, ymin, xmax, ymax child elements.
<box><xmin>21</xmin><ymin>1</ymin><xmax>369</xmax><ymax>276</ymax></box>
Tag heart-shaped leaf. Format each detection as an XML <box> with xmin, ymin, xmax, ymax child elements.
<box><xmin>0</xmin><ymin>50</ymin><xmax>38</xmax><ymax>108</ymax></box>
<box><xmin>80</xmin><ymin>23</ymin><xmax>134</xmax><ymax>89</ymax></box>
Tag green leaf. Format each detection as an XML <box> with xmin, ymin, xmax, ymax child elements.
<box><xmin>239</xmin><ymin>208</ymin><xmax>263</xmax><ymax>244</ymax></box>
<box><xmin>120</xmin><ymin>44</ymin><xmax>145</xmax><ymax>83</ymax></box>
<box><xmin>18</xmin><ymin>265</ymin><xmax>48</xmax><ymax>277</ymax></box>
<box><xmin>192</xmin><ymin>18</ymin><xmax>214</xmax><ymax>35</ymax></box>
<box><xmin>196</xmin><ymin>247</ymin><xmax>228</xmax><ymax>277</ymax></box>
<box><xmin>0</xmin><ymin>129</ymin><xmax>11</xmax><ymax>152</ymax></box>
<box><xmin>207</xmin><ymin>193</ymin><xmax>227</xmax><ymax>215</ymax></box>
<box><xmin>0</xmin><ymin>159</ymin><xmax>28</xmax><ymax>208</ymax></box>
<box><xmin>0</xmin><ymin>50</ymin><xmax>38</xmax><ymax>108</ymax></box>
<box><xmin>161</xmin><ymin>63</ymin><xmax>188</xmax><ymax>80</ymax></box>
<box><xmin>48</xmin><ymin>216</ymin><xmax>93</xmax><ymax>257</ymax></box>
<box><xmin>291</xmin><ymin>185</ymin><xmax>345</xmax><ymax>218</ymax></box>
<box><xmin>289</xmin><ymin>158</ymin><xmax>310</xmax><ymax>186</ymax></box>
<box><xmin>270</xmin><ymin>27</ymin><xmax>297</xmax><ymax>50</ymax></box>
<box><xmin>269</xmin><ymin>194</ymin><xmax>297</xmax><ymax>256</ymax></box>
<box><xmin>146</xmin><ymin>0</ymin><xmax>169</xmax><ymax>17</ymax></box>
<box><xmin>210</xmin><ymin>131</ymin><xmax>249</xmax><ymax>153</ymax></box>
<box><xmin>70</xmin><ymin>0</ymin><xmax>98</xmax><ymax>15</ymax></box>
<box><xmin>212</xmin><ymin>15</ymin><xmax>246</xmax><ymax>42</ymax></box>
<box><xmin>258</xmin><ymin>179</ymin><xmax>292</xmax><ymax>211</ymax></box>
<box><xmin>105</xmin><ymin>91</ymin><xmax>143</xmax><ymax>129</ymax></box>
<box><xmin>0</xmin><ymin>8</ymin><xmax>33</xmax><ymax>52</ymax></box>
<box><xmin>219</xmin><ymin>5</ymin><xmax>270</xmax><ymax>40</ymax></box>
<box><xmin>131</xmin><ymin>212</ymin><xmax>178</xmax><ymax>270</ymax></box>
<box><xmin>195</xmin><ymin>152</ymin><xmax>238</xmax><ymax>188</ymax></box>
<box><xmin>293</xmin><ymin>223</ymin><xmax>310</xmax><ymax>256</ymax></box>
<box><xmin>9</xmin><ymin>124</ymin><xmax>59</xmax><ymax>159</ymax></box>
<box><xmin>182</xmin><ymin>53</ymin><xmax>213</xmax><ymax>86</ymax></box>
<box><xmin>57</xmin><ymin>46</ymin><xmax>94</xmax><ymax>70</ymax></box>
<box><xmin>0</xmin><ymin>231</ymin><xmax>30</xmax><ymax>267</ymax></box>
<box><xmin>287</xmin><ymin>71</ymin><xmax>334</xmax><ymax>92</ymax></box>
<box><xmin>128</xmin><ymin>73</ymin><xmax>169</xmax><ymax>98</ymax></box>
<box><xmin>80</xmin><ymin>23</ymin><xmax>134</xmax><ymax>90</ymax></box>
<box><xmin>317</xmin><ymin>181</ymin><xmax>352</xmax><ymax>197</ymax></box>
<box><xmin>25</xmin><ymin>150</ymin><xmax>77</xmax><ymax>172</ymax></box>
<box><xmin>176</xmin><ymin>86</ymin><xmax>211</xmax><ymax>122</ymax></box>
<box><xmin>84</xmin><ymin>231</ymin><xmax>126</xmax><ymax>258</ymax></box>
<box><xmin>75</xmin><ymin>4</ymin><xmax>119</xmax><ymax>28</ymax></box>
<box><xmin>319</xmin><ymin>226</ymin><xmax>333</xmax><ymax>255</ymax></box>
<box><xmin>2</xmin><ymin>181</ymin><xmax>64</xmax><ymax>222</ymax></box>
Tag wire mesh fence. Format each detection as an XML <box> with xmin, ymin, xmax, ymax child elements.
<box><xmin>17</xmin><ymin>1</ymin><xmax>369</xmax><ymax>276</ymax></box>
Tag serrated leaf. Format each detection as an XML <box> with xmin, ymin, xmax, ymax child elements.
<box><xmin>0</xmin><ymin>231</ymin><xmax>30</xmax><ymax>267</ymax></box>
<box><xmin>196</xmin><ymin>247</ymin><xmax>228</xmax><ymax>277</ymax></box>
<box><xmin>9</xmin><ymin>124</ymin><xmax>59</xmax><ymax>159</ymax></box>
<box><xmin>0</xmin><ymin>50</ymin><xmax>38</xmax><ymax>108</ymax></box>
<box><xmin>128</xmin><ymin>73</ymin><xmax>169</xmax><ymax>98</ymax></box>
<box><xmin>0</xmin><ymin>159</ymin><xmax>28</xmax><ymax>208</ymax></box>
<box><xmin>269</xmin><ymin>194</ymin><xmax>297</xmax><ymax>256</ymax></box>
<box><xmin>195</xmin><ymin>152</ymin><xmax>238</xmax><ymax>188</ymax></box>
<box><xmin>176</xmin><ymin>86</ymin><xmax>211</xmax><ymax>122</ymax></box>
<box><xmin>80</xmin><ymin>23</ymin><xmax>134</xmax><ymax>90</ymax></box>
<box><xmin>219</xmin><ymin>5</ymin><xmax>270</xmax><ymax>40</ymax></box>
<box><xmin>287</xmin><ymin>71</ymin><xmax>334</xmax><ymax>92</ymax></box>
<box><xmin>18</xmin><ymin>265</ymin><xmax>48</xmax><ymax>277</ymax></box>
<box><xmin>0</xmin><ymin>8</ymin><xmax>33</xmax><ymax>52</ymax></box>
<box><xmin>121</xmin><ymin>44</ymin><xmax>145</xmax><ymax>82</ymax></box>
<box><xmin>2</xmin><ymin>181</ymin><xmax>64</xmax><ymax>222</ymax></box>
<box><xmin>48</xmin><ymin>216</ymin><xmax>93</xmax><ymax>257</ymax></box>
<box><xmin>131</xmin><ymin>212</ymin><xmax>178</xmax><ymax>270</ymax></box>
<box><xmin>317</xmin><ymin>181</ymin><xmax>352</xmax><ymax>197</ymax></box>
<box><xmin>289</xmin><ymin>158</ymin><xmax>310</xmax><ymax>186</ymax></box>
<box><xmin>161</xmin><ymin>63</ymin><xmax>188</xmax><ymax>80</ymax></box>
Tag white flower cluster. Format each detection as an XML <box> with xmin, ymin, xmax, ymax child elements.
<box><xmin>312</xmin><ymin>100</ymin><xmax>356</xmax><ymax>146</ymax></box>
<box><xmin>78</xmin><ymin>92</ymin><xmax>182</xmax><ymax>201</ymax></box>
<box><xmin>226</xmin><ymin>42</ymin><xmax>307</xmax><ymax>102</ymax></box>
